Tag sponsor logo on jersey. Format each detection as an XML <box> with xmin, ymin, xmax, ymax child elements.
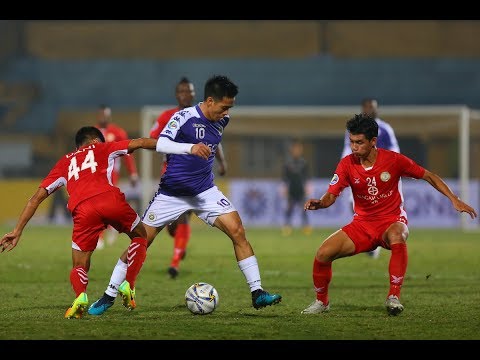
<box><xmin>380</xmin><ymin>171</ymin><xmax>391</xmax><ymax>182</ymax></box>
<box><xmin>329</xmin><ymin>173</ymin><xmax>339</xmax><ymax>185</ymax></box>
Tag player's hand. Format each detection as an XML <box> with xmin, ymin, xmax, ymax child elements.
<box><xmin>217</xmin><ymin>162</ymin><xmax>227</xmax><ymax>176</ymax></box>
<box><xmin>304</xmin><ymin>199</ymin><xmax>322</xmax><ymax>211</ymax></box>
<box><xmin>191</xmin><ymin>143</ymin><xmax>211</xmax><ymax>160</ymax></box>
<box><xmin>452</xmin><ymin>198</ymin><xmax>478</xmax><ymax>219</ymax></box>
<box><xmin>0</xmin><ymin>231</ymin><xmax>20</xmax><ymax>253</ymax></box>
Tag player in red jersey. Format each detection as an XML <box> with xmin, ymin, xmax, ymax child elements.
<box><xmin>0</xmin><ymin>126</ymin><xmax>159</xmax><ymax>319</ymax></box>
<box><xmin>301</xmin><ymin>114</ymin><xmax>477</xmax><ymax>316</ymax></box>
<box><xmin>95</xmin><ymin>104</ymin><xmax>139</xmax><ymax>249</ymax></box>
<box><xmin>149</xmin><ymin>77</ymin><xmax>227</xmax><ymax>279</ymax></box>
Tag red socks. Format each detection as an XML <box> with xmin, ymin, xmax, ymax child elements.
<box><xmin>70</xmin><ymin>266</ymin><xmax>88</xmax><ymax>296</ymax></box>
<box><xmin>388</xmin><ymin>243</ymin><xmax>408</xmax><ymax>298</ymax></box>
<box><xmin>312</xmin><ymin>258</ymin><xmax>332</xmax><ymax>305</ymax></box>
<box><xmin>125</xmin><ymin>237</ymin><xmax>148</xmax><ymax>289</ymax></box>
<box><xmin>170</xmin><ymin>223</ymin><xmax>191</xmax><ymax>268</ymax></box>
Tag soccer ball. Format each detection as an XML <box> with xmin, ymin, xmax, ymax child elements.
<box><xmin>185</xmin><ymin>282</ymin><xmax>219</xmax><ymax>315</ymax></box>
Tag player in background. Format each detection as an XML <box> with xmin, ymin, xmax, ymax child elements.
<box><xmin>0</xmin><ymin>127</ymin><xmax>170</xmax><ymax>318</ymax></box>
<box><xmin>89</xmin><ymin>75</ymin><xmax>282</xmax><ymax>316</ymax></box>
<box><xmin>301</xmin><ymin>114</ymin><xmax>477</xmax><ymax>316</ymax></box>
<box><xmin>95</xmin><ymin>104</ymin><xmax>139</xmax><ymax>249</ymax></box>
<box><xmin>341</xmin><ymin>98</ymin><xmax>400</xmax><ymax>259</ymax></box>
<box><xmin>150</xmin><ymin>76</ymin><xmax>228</xmax><ymax>279</ymax></box>
<box><xmin>280</xmin><ymin>138</ymin><xmax>312</xmax><ymax>236</ymax></box>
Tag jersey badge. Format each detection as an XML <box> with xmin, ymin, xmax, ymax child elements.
<box><xmin>380</xmin><ymin>171</ymin><xmax>391</xmax><ymax>182</ymax></box>
<box><xmin>330</xmin><ymin>173</ymin><xmax>339</xmax><ymax>185</ymax></box>
<box><xmin>147</xmin><ymin>212</ymin><xmax>156</xmax><ymax>221</ymax></box>
<box><xmin>167</xmin><ymin>120</ymin><xmax>178</xmax><ymax>130</ymax></box>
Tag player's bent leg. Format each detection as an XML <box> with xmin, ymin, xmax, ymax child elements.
<box><xmin>214</xmin><ymin>211</ymin><xmax>283</xmax><ymax>309</ymax></box>
<box><xmin>384</xmin><ymin>223</ymin><xmax>409</xmax><ymax>315</ymax></box>
<box><xmin>168</xmin><ymin>222</ymin><xmax>191</xmax><ymax>278</ymax></box>
<box><xmin>301</xmin><ymin>230</ymin><xmax>354</xmax><ymax>314</ymax></box>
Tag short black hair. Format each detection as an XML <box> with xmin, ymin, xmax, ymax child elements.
<box><xmin>75</xmin><ymin>126</ymin><xmax>105</xmax><ymax>148</ymax></box>
<box><xmin>346</xmin><ymin>113</ymin><xmax>378</xmax><ymax>141</ymax></box>
<box><xmin>204</xmin><ymin>75</ymin><xmax>238</xmax><ymax>101</ymax></box>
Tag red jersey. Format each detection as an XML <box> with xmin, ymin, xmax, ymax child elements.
<box><xmin>40</xmin><ymin>140</ymin><xmax>131</xmax><ymax>212</ymax></box>
<box><xmin>149</xmin><ymin>107</ymin><xmax>179</xmax><ymax>175</ymax></box>
<box><xmin>95</xmin><ymin>123</ymin><xmax>137</xmax><ymax>179</ymax></box>
<box><xmin>149</xmin><ymin>107</ymin><xmax>179</xmax><ymax>139</ymax></box>
<box><xmin>328</xmin><ymin>149</ymin><xmax>426</xmax><ymax>220</ymax></box>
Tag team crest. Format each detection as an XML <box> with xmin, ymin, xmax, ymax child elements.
<box><xmin>167</xmin><ymin>120</ymin><xmax>178</xmax><ymax>130</ymax></box>
<box><xmin>148</xmin><ymin>213</ymin><xmax>156</xmax><ymax>221</ymax></box>
<box><xmin>380</xmin><ymin>171</ymin><xmax>391</xmax><ymax>182</ymax></box>
<box><xmin>330</xmin><ymin>173</ymin><xmax>339</xmax><ymax>185</ymax></box>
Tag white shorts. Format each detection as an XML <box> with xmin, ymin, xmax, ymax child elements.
<box><xmin>142</xmin><ymin>186</ymin><xmax>236</xmax><ymax>228</ymax></box>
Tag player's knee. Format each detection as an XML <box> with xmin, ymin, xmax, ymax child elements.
<box><xmin>226</xmin><ymin>223</ymin><xmax>246</xmax><ymax>242</ymax></box>
<box><xmin>131</xmin><ymin>224</ymin><xmax>147</xmax><ymax>239</ymax></box>
<box><xmin>387</xmin><ymin>230</ymin><xmax>408</xmax><ymax>245</ymax></box>
<box><xmin>316</xmin><ymin>246</ymin><xmax>336</xmax><ymax>262</ymax></box>
<box><xmin>167</xmin><ymin>222</ymin><xmax>177</xmax><ymax>237</ymax></box>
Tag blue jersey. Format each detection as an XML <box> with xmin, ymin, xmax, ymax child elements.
<box><xmin>158</xmin><ymin>104</ymin><xmax>229</xmax><ymax>196</ymax></box>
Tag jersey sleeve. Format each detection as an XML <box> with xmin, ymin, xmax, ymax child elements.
<box><xmin>327</xmin><ymin>158</ymin><xmax>350</xmax><ymax>196</ymax></box>
<box><xmin>159</xmin><ymin>111</ymin><xmax>185</xmax><ymax>140</ymax></box>
<box><xmin>112</xmin><ymin>132</ymin><xmax>138</xmax><ymax>176</ymax></box>
<box><xmin>396</xmin><ymin>153</ymin><xmax>425</xmax><ymax>179</ymax></box>
<box><xmin>39</xmin><ymin>158</ymin><xmax>67</xmax><ymax>194</ymax></box>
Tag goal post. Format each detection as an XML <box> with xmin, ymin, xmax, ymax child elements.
<box><xmin>139</xmin><ymin>105</ymin><xmax>479</xmax><ymax>231</ymax></box>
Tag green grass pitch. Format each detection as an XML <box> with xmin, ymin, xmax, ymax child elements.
<box><xmin>0</xmin><ymin>225</ymin><xmax>479</xmax><ymax>340</ymax></box>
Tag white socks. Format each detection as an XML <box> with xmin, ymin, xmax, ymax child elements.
<box><xmin>237</xmin><ymin>255</ymin><xmax>262</xmax><ymax>292</ymax></box>
<box><xmin>105</xmin><ymin>259</ymin><xmax>127</xmax><ymax>297</ymax></box>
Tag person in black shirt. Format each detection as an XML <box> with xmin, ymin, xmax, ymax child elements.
<box><xmin>281</xmin><ymin>139</ymin><xmax>312</xmax><ymax>236</ymax></box>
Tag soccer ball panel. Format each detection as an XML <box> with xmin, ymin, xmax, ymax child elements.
<box><xmin>185</xmin><ymin>282</ymin><xmax>219</xmax><ymax>314</ymax></box>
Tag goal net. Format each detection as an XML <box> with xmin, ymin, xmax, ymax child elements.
<box><xmin>139</xmin><ymin>105</ymin><xmax>480</xmax><ymax>231</ymax></box>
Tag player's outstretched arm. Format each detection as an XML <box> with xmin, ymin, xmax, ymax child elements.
<box><xmin>127</xmin><ymin>138</ymin><xmax>158</xmax><ymax>153</ymax></box>
<box><xmin>423</xmin><ymin>169</ymin><xmax>478</xmax><ymax>219</ymax></box>
<box><xmin>155</xmin><ymin>137</ymin><xmax>211</xmax><ymax>160</ymax></box>
<box><xmin>0</xmin><ymin>187</ymin><xmax>49</xmax><ymax>253</ymax></box>
<box><xmin>304</xmin><ymin>192</ymin><xmax>337</xmax><ymax>211</ymax></box>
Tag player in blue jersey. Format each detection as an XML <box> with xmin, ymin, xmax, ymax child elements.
<box><xmin>88</xmin><ymin>75</ymin><xmax>282</xmax><ymax>315</ymax></box>
<box><xmin>341</xmin><ymin>98</ymin><xmax>400</xmax><ymax>259</ymax></box>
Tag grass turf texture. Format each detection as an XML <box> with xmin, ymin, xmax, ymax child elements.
<box><xmin>0</xmin><ymin>225</ymin><xmax>479</xmax><ymax>340</ymax></box>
